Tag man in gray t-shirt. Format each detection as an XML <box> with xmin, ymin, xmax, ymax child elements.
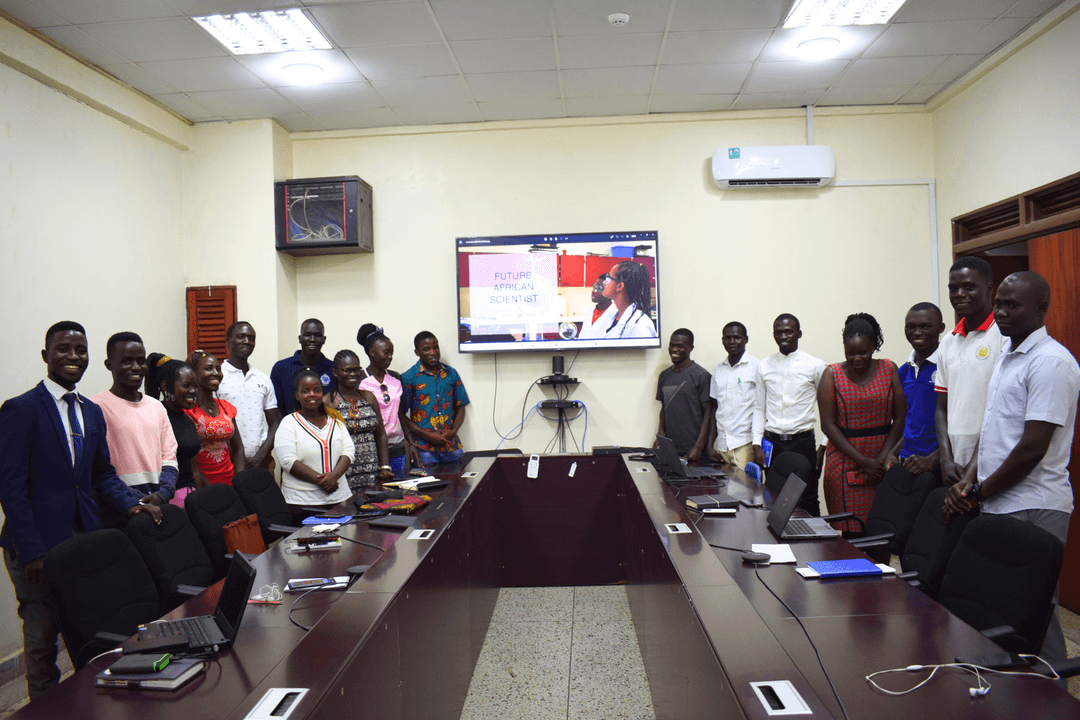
<box><xmin>655</xmin><ymin>329</ymin><xmax>712</xmax><ymax>460</ymax></box>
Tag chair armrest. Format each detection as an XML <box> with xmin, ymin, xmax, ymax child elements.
<box><xmin>850</xmin><ymin>533</ymin><xmax>895</xmax><ymax>547</ymax></box>
<box><xmin>821</xmin><ymin>511</ymin><xmax>865</xmax><ymax>533</ymax></box>
<box><xmin>94</xmin><ymin>631</ymin><xmax>130</xmax><ymax>646</ymax></box>
<box><xmin>981</xmin><ymin>625</ymin><xmax>1017</xmax><ymax>641</ymax></box>
<box><xmin>267</xmin><ymin>524</ymin><xmax>302</xmax><ymax>536</ymax></box>
<box><xmin>897</xmin><ymin>571</ymin><xmax>919</xmax><ymax>581</ymax></box>
<box><xmin>176</xmin><ymin>584</ymin><xmax>206</xmax><ymax>598</ymax></box>
<box><xmin>851</xmin><ymin>538</ymin><xmax>890</xmax><ymax>549</ymax></box>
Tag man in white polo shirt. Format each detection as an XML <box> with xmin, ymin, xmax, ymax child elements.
<box><xmin>708</xmin><ymin>321</ymin><xmax>760</xmax><ymax>469</ymax></box>
<box><xmin>217</xmin><ymin>321</ymin><xmax>279</xmax><ymax>469</ymax></box>
<box><xmin>945</xmin><ymin>271</ymin><xmax>1080</xmax><ymax>661</ymax></box>
<box><xmin>934</xmin><ymin>257</ymin><xmax>1004</xmax><ymax>485</ymax></box>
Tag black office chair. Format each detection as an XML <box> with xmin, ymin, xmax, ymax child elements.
<box><xmin>899</xmin><ymin>487</ymin><xmax>978</xmax><ymax>599</ymax></box>
<box><xmin>764</xmin><ymin>451</ymin><xmax>812</xmax><ymax>496</ymax></box>
<box><xmin>126</xmin><ymin>504</ymin><xmax>213</xmax><ymax>612</ymax></box>
<box><xmin>938</xmin><ymin>514</ymin><xmax>1064</xmax><ymax>654</ymax></box>
<box><xmin>232</xmin><ymin>467</ymin><xmax>299</xmax><ymax>545</ymax></box>
<box><xmin>185</xmin><ymin>484</ymin><xmax>251</xmax><ymax>580</ymax></box>
<box><xmin>44</xmin><ymin>529</ymin><xmax>161</xmax><ymax>669</ymax></box>
<box><xmin>855</xmin><ymin>464</ymin><xmax>940</xmax><ymax>556</ymax></box>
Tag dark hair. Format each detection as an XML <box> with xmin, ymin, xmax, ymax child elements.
<box><xmin>842</xmin><ymin>313</ymin><xmax>883</xmax><ymax>352</ymax></box>
<box><xmin>187</xmin><ymin>349</ymin><xmax>214</xmax><ymax>368</ymax></box>
<box><xmin>45</xmin><ymin>321</ymin><xmax>86</xmax><ymax>348</ymax></box>
<box><xmin>300</xmin><ymin>318</ymin><xmax>324</xmax><ymax>332</ymax></box>
<box><xmin>226</xmin><ymin>321</ymin><xmax>254</xmax><ymax>339</ymax></box>
<box><xmin>594</xmin><ymin>273</ymin><xmax>610</xmax><ymax>284</ymax></box>
<box><xmin>671</xmin><ymin>328</ymin><xmax>694</xmax><ymax>344</ymax></box>
<box><xmin>106</xmin><ymin>331</ymin><xmax>143</xmax><ymax>358</ymax></box>
<box><xmin>356</xmin><ymin>323</ymin><xmax>390</xmax><ymax>355</ymax></box>
<box><xmin>723</xmin><ymin>321</ymin><xmax>747</xmax><ymax>337</ymax></box>
<box><xmin>949</xmin><ymin>256</ymin><xmax>993</xmax><ymax>283</ymax></box>
<box><xmin>908</xmin><ymin>302</ymin><xmax>942</xmax><ymax>321</ymax></box>
<box><xmin>774</xmin><ymin>313</ymin><xmax>800</xmax><ymax>330</ymax></box>
<box><xmin>145</xmin><ymin>353</ymin><xmax>190</xmax><ymax>400</ymax></box>
<box><xmin>611</xmin><ymin>261</ymin><xmax>652</xmax><ymax>316</ymax></box>
<box><xmin>293</xmin><ymin>366</ymin><xmax>323</xmax><ymax>393</ymax></box>
<box><xmin>414</xmin><ymin>331</ymin><xmax>437</xmax><ymax>348</ymax></box>
<box><xmin>334</xmin><ymin>348</ymin><xmax>360</xmax><ymax>366</ymax></box>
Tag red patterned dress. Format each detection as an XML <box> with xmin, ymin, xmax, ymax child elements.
<box><xmin>823</xmin><ymin>359</ymin><xmax>896</xmax><ymax>533</ymax></box>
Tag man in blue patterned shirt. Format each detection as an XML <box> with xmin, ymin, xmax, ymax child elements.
<box><xmin>402</xmin><ymin>331</ymin><xmax>470</xmax><ymax>466</ymax></box>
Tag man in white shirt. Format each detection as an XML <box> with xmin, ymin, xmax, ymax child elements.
<box><xmin>934</xmin><ymin>257</ymin><xmax>1004</xmax><ymax>485</ymax></box>
<box><xmin>707</xmin><ymin>321</ymin><xmax>760</xmax><ymax>469</ymax></box>
<box><xmin>753</xmin><ymin>314</ymin><xmax>827</xmax><ymax>516</ymax></box>
<box><xmin>945</xmin><ymin>271</ymin><xmax>1080</xmax><ymax>661</ymax></box>
<box><xmin>217</xmin><ymin>321</ymin><xmax>279</xmax><ymax>468</ymax></box>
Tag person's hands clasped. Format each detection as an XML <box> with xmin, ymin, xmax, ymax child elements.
<box><xmin>942</xmin><ymin>478</ymin><xmax>978</xmax><ymax>522</ymax></box>
<box><xmin>129</xmin><ymin>502</ymin><xmax>163</xmax><ymax>525</ymax></box>
<box><xmin>941</xmin><ymin>459</ymin><xmax>964</xmax><ymax>486</ymax></box>
<box><xmin>860</xmin><ymin>456</ymin><xmax>887</xmax><ymax>485</ymax></box>
<box><xmin>902</xmin><ymin>454</ymin><xmax>937</xmax><ymax>476</ymax></box>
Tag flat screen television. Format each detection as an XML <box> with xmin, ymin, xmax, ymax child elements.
<box><xmin>457</xmin><ymin>231</ymin><xmax>660</xmax><ymax>353</ymax></box>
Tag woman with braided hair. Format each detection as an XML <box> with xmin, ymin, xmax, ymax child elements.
<box><xmin>583</xmin><ymin>260</ymin><xmax>657</xmax><ymax>339</ymax></box>
<box><xmin>145</xmin><ymin>353</ymin><xmax>208</xmax><ymax>508</ymax></box>
<box><xmin>326</xmin><ymin>349</ymin><xmax>394</xmax><ymax>491</ymax></box>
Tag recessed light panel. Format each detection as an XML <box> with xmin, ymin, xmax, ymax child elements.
<box><xmin>194</xmin><ymin>9</ymin><xmax>332</xmax><ymax>55</ymax></box>
<box><xmin>783</xmin><ymin>0</ymin><xmax>909</xmax><ymax>29</ymax></box>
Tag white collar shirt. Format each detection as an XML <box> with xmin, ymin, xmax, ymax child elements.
<box><xmin>710</xmin><ymin>353</ymin><xmax>761</xmax><ymax>452</ymax></box>
<box><xmin>753</xmin><ymin>349</ymin><xmax>826</xmax><ymax>444</ymax></box>
<box><xmin>906</xmin><ymin>347</ymin><xmax>939</xmax><ymax>370</ymax></box>
<box><xmin>44</xmin><ymin>377</ymin><xmax>83</xmax><ymax>466</ymax></box>
<box><xmin>217</xmin><ymin>360</ymin><xmax>277</xmax><ymax>460</ymax></box>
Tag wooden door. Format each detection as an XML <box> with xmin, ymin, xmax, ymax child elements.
<box><xmin>185</xmin><ymin>286</ymin><xmax>237</xmax><ymax>361</ymax></box>
<box><xmin>1028</xmin><ymin>229</ymin><xmax>1080</xmax><ymax>610</ymax></box>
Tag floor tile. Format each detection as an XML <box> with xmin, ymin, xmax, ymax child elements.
<box><xmin>572</xmin><ymin>585</ymin><xmax>632</xmax><ymax>624</ymax></box>
<box><xmin>490</xmin><ymin>586</ymin><xmax>574</xmax><ymax>623</ymax></box>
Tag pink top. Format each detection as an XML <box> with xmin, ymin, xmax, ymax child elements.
<box><xmin>360</xmin><ymin>372</ymin><xmax>404</xmax><ymax>444</ymax></box>
<box><xmin>184</xmin><ymin>399</ymin><xmax>237</xmax><ymax>485</ymax></box>
<box><xmin>91</xmin><ymin>391</ymin><xmax>178</xmax><ymax>489</ymax></box>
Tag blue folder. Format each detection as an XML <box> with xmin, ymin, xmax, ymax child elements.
<box><xmin>806</xmin><ymin>559</ymin><xmax>883</xmax><ymax>578</ymax></box>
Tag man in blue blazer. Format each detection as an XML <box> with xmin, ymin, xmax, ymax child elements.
<box><xmin>0</xmin><ymin>321</ymin><xmax>162</xmax><ymax>700</ymax></box>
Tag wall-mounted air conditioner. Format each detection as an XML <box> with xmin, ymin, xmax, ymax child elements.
<box><xmin>712</xmin><ymin>146</ymin><xmax>835</xmax><ymax>189</ymax></box>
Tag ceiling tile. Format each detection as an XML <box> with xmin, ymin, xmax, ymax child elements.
<box><xmin>896</xmin><ymin>0</ymin><xmax>1014</xmax><ymax>22</ymax></box>
<box><xmin>743</xmin><ymin>60</ymin><xmax>847</xmax><ymax>94</ymax></box>
<box><xmin>733</xmin><ymin>87</ymin><xmax>827</xmax><ymax>110</ymax></box>
<box><xmin>476</xmin><ymin>98</ymin><xmax>565</xmax><ymax>121</ymax></box>
<box><xmin>756</xmin><ymin>26</ymin><xmax>882</xmax><ymax>62</ymax></box>
<box><xmin>661</xmin><ymin>30</ymin><xmax>772</xmax><ymax>65</ymax></box>
<box><xmin>553</xmin><ymin>0</ymin><xmax>671</xmax><ymax>36</ymax></box>
<box><xmin>561</xmin><ymin>67</ymin><xmax>654</xmax><ymax>97</ymax></box>
<box><xmin>466</xmin><ymin>71</ymin><xmax>559</xmax><ymax>102</ymax></box>
<box><xmin>898</xmin><ymin>83</ymin><xmax>946</xmax><ymax>104</ymax></box>
<box><xmin>1003</xmin><ymin>0</ymin><xmax>1066</xmax><ymax>18</ymax></box>
<box><xmin>394</xmin><ymin>103</ymin><xmax>484</xmax><ymax>126</ymax></box>
<box><xmin>558</xmin><ymin>33</ymin><xmax>663</xmax><ymax>69</ymax></box>
<box><xmin>648</xmin><ymin>94</ymin><xmax>736</xmax><ymax>113</ymax></box>
<box><xmin>274</xmin><ymin>82</ymin><xmax>385</xmax><ymax>112</ymax></box>
<box><xmin>271</xmin><ymin>113</ymin><xmax>324</xmax><ymax>133</ymax></box>
<box><xmin>369</xmin><ymin>75</ymin><xmax>472</xmax><ymax>105</ymax></box>
<box><xmin>451</xmin><ymin>38</ymin><xmax>556</xmax><ymax>73</ymax></box>
<box><xmin>237</xmin><ymin>49</ymin><xmax>366</xmax><ymax>86</ymax></box>
<box><xmin>305</xmin><ymin>107</ymin><xmax>404</xmax><ymax>130</ymax></box>
<box><xmin>38</xmin><ymin>25</ymin><xmax>130</xmax><ymax>66</ymax></box>
<box><xmin>103</xmin><ymin>62</ymin><xmax>180</xmax><ymax>95</ymax></box>
<box><xmin>818</xmin><ymin>84</ymin><xmax>913</xmax><ymax>105</ymax></box>
<box><xmin>308</xmin><ymin>3</ymin><xmax>441</xmax><ymax>48</ymax></box>
<box><xmin>962</xmin><ymin>17</ymin><xmax>1035</xmax><ymax>53</ymax></box>
<box><xmin>344</xmin><ymin>44</ymin><xmax>457</xmax><ymax>81</ymax></box>
<box><xmin>0</xmin><ymin>0</ymin><xmax>70</xmax><ymax>28</ymax></box>
<box><xmin>429</xmin><ymin>0</ymin><xmax>554</xmax><ymax>41</ymax></box>
<box><xmin>184</xmin><ymin>87</ymin><xmax>297</xmax><ymax>118</ymax></box>
<box><xmin>836</xmin><ymin>56</ymin><xmax>949</xmax><ymax>87</ymax></box>
<box><xmin>41</xmin><ymin>0</ymin><xmax>179</xmax><ymax>25</ymax></box>
<box><xmin>654</xmin><ymin>63</ymin><xmax>751</xmax><ymax>94</ymax></box>
<box><xmin>670</xmin><ymin>0</ymin><xmax>784</xmax><ymax>31</ymax></box>
<box><xmin>922</xmin><ymin>53</ymin><xmax>983</xmax><ymax>84</ymax></box>
<box><xmin>861</xmin><ymin>20</ymin><xmax>993</xmax><ymax>57</ymax></box>
<box><xmin>151</xmin><ymin>92</ymin><xmax>219</xmax><ymax>121</ymax></box>
<box><xmin>564</xmin><ymin>95</ymin><xmax>649</xmax><ymax>117</ymax></box>
<box><xmin>138</xmin><ymin>57</ymin><xmax>265</xmax><ymax>92</ymax></box>
<box><xmin>81</xmin><ymin>18</ymin><xmax>229</xmax><ymax>62</ymax></box>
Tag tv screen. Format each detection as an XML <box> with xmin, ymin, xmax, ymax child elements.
<box><xmin>457</xmin><ymin>231</ymin><xmax>660</xmax><ymax>353</ymax></box>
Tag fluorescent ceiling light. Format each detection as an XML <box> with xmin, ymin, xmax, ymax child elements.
<box><xmin>783</xmin><ymin>0</ymin><xmax>909</xmax><ymax>29</ymax></box>
<box><xmin>282</xmin><ymin>63</ymin><xmax>324</xmax><ymax>85</ymax></box>
<box><xmin>194</xmin><ymin>9</ymin><xmax>332</xmax><ymax>55</ymax></box>
<box><xmin>797</xmin><ymin>37</ymin><xmax>842</xmax><ymax>61</ymax></box>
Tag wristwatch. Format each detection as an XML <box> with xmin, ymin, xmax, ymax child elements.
<box><xmin>379</xmin><ymin>465</ymin><xmax>392</xmax><ymax>472</ymax></box>
<box><xmin>968</xmin><ymin>481</ymin><xmax>983</xmax><ymax>501</ymax></box>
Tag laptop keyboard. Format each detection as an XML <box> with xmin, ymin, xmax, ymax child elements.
<box><xmin>146</xmin><ymin>617</ymin><xmax>212</xmax><ymax>646</ymax></box>
<box><xmin>784</xmin><ymin>518</ymin><xmax>818</xmax><ymax>537</ymax></box>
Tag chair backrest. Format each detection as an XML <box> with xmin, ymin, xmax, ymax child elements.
<box><xmin>900</xmin><ymin>487</ymin><xmax>978</xmax><ymax>599</ymax></box>
<box><xmin>184</xmin><ymin>484</ymin><xmax>250</xmax><ymax>579</ymax></box>
<box><xmin>232</xmin><ymin>467</ymin><xmax>292</xmax><ymax>544</ymax></box>
<box><xmin>44</xmin><ymin>529</ymin><xmax>160</xmax><ymax>669</ymax></box>
<box><xmin>765</xmin><ymin>452</ymin><xmax>812</xmax><ymax>496</ymax></box>
<box><xmin>864</xmin><ymin>465</ymin><xmax>939</xmax><ymax>550</ymax></box>
<box><xmin>939</xmin><ymin>514</ymin><xmax>1064</xmax><ymax>654</ymax></box>
<box><xmin>126</xmin><ymin>504</ymin><xmax>213</xmax><ymax>611</ymax></box>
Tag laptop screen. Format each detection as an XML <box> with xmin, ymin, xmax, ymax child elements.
<box><xmin>654</xmin><ymin>434</ymin><xmax>686</xmax><ymax>477</ymax></box>
<box><xmin>214</xmin><ymin>552</ymin><xmax>257</xmax><ymax>642</ymax></box>
<box><xmin>766</xmin><ymin>474</ymin><xmax>807</xmax><ymax>535</ymax></box>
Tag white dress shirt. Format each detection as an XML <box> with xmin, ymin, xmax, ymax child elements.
<box><xmin>710</xmin><ymin>353</ymin><xmax>761</xmax><ymax>452</ymax></box>
<box><xmin>218</xmin><ymin>360</ymin><xmax>277</xmax><ymax>460</ymax></box>
<box><xmin>44</xmin><ymin>377</ymin><xmax>84</xmax><ymax>466</ymax></box>
<box><xmin>753</xmin><ymin>349</ymin><xmax>826</xmax><ymax>444</ymax></box>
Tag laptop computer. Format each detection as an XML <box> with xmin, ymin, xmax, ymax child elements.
<box><xmin>125</xmin><ymin>552</ymin><xmax>257</xmax><ymax>655</ymax></box>
<box><xmin>766</xmin><ymin>474</ymin><xmax>840</xmax><ymax>540</ymax></box>
<box><xmin>654</xmin><ymin>434</ymin><xmax>724</xmax><ymax>479</ymax></box>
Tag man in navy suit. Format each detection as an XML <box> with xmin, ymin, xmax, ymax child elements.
<box><xmin>0</xmin><ymin>321</ymin><xmax>161</xmax><ymax>700</ymax></box>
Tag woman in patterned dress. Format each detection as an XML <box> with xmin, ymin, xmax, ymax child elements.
<box><xmin>326</xmin><ymin>349</ymin><xmax>394</xmax><ymax>491</ymax></box>
<box><xmin>184</xmin><ymin>350</ymin><xmax>245</xmax><ymax>485</ymax></box>
<box><xmin>818</xmin><ymin>314</ymin><xmax>906</xmax><ymax>534</ymax></box>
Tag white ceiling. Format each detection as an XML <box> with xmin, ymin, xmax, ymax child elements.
<box><xmin>0</xmin><ymin>0</ymin><xmax>1065</xmax><ymax>131</ymax></box>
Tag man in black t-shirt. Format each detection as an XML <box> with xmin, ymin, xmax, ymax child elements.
<box><xmin>655</xmin><ymin>328</ymin><xmax>712</xmax><ymax>460</ymax></box>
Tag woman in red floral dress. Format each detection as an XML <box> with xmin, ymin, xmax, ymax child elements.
<box><xmin>184</xmin><ymin>350</ymin><xmax>246</xmax><ymax>485</ymax></box>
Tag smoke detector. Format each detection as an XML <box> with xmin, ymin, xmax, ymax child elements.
<box><xmin>608</xmin><ymin>13</ymin><xmax>629</xmax><ymax>27</ymax></box>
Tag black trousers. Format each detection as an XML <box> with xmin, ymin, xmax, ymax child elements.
<box><xmin>767</xmin><ymin>432</ymin><xmax>821</xmax><ymax>517</ymax></box>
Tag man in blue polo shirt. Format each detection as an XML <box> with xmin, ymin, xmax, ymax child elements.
<box><xmin>270</xmin><ymin>318</ymin><xmax>335</xmax><ymax>416</ymax></box>
<box><xmin>887</xmin><ymin>302</ymin><xmax>946</xmax><ymax>480</ymax></box>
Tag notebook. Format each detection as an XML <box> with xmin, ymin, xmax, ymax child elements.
<box><xmin>96</xmin><ymin>658</ymin><xmax>205</xmax><ymax>690</ymax></box>
<box><xmin>124</xmin><ymin>552</ymin><xmax>257</xmax><ymax>655</ymax></box>
<box><xmin>806</xmin><ymin>559</ymin><xmax>883</xmax><ymax>578</ymax></box>
<box><xmin>766</xmin><ymin>474</ymin><xmax>840</xmax><ymax>540</ymax></box>
<box><xmin>655</xmin><ymin>435</ymin><xmax>724</xmax><ymax>479</ymax></box>
<box><xmin>685</xmin><ymin>493</ymin><xmax>740</xmax><ymax>510</ymax></box>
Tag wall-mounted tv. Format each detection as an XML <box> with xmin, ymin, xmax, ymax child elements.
<box><xmin>457</xmin><ymin>231</ymin><xmax>660</xmax><ymax>353</ymax></box>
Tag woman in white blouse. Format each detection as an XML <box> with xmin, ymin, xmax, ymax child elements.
<box><xmin>274</xmin><ymin>367</ymin><xmax>355</xmax><ymax>513</ymax></box>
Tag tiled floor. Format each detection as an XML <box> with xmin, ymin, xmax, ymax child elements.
<box><xmin>460</xmin><ymin>586</ymin><xmax>655</xmax><ymax>720</ymax></box>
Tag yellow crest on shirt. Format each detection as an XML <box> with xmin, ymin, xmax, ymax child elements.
<box><xmin>977</xmin><ymin>345</ymin><xmax>990</xmax><ymax>359</ymax></box>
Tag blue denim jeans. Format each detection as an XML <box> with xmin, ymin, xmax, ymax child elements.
<box><xmin>417</xmin><ymin>448</ymin><xmax>464</xmax><ymax>467</ymax></box>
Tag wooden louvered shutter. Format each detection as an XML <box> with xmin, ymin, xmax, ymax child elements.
<box><xmin>186</xmin><ymin>286</ymin><xmax>237</xmax><ymax>360</ymax></box>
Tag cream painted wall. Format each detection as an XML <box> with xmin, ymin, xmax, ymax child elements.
<box><xmin>290</xmin><ymin>110</ymin><xmax>935</xmax><ymax>455</ymax></box>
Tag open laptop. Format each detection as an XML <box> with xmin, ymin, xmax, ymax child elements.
<box><xmin>766</xmin><ymin>474</ymin><xmax>840</xmax><ymax>540</ymax></box>
<box><xmin>654</xmin><ymin>434</ymin><xmax>724</xmax><ymax>479</ymax></box>
<box><xmin>125</xmin><ymin>552</ymin><xmax>257</xmax><ymax>655</ymax></box>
